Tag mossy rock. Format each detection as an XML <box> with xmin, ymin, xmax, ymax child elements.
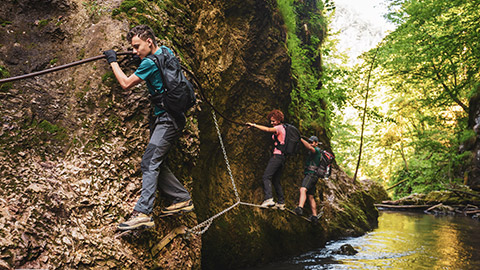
<box><xmin>361</xmin><ymin>179</ymin><xmax>390</xmax><ymax>203</ymax></box>
<box><xmin>397</xmin><ymin>193</ymin><xmax>427</xmax><ymax>205</ymax></box>
<box><xmin>425</xmin><ymin>190</ymin><xmax>465</xmax><ymax>205</ymax></box>
<box><xmin>326</xmin><ymin>190</ymin><xmax>378</xmax><ymax>237</ymax></box>
<box><xmin>0</xmin><ymin>65</ymin><xmax>12</xmax><ymax>92</ymax></box>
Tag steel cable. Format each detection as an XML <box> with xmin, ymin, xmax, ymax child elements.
<box><xmin>0</xmin><ymin>52</ymin><xmax>135</xmax><ymax>84</ymax></box>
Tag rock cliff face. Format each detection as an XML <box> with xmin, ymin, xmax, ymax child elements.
<box><xmin>0</xmin><ymin>0</ymin><xmax>378</xmax><ymax>269</ymax></box>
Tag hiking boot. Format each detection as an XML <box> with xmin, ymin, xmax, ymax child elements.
<box><xmin>294</xmin><ymin>206</ymin><xmax>303</xmax><ymax>216</ymax></box>
<box><xmin>275</xmin><ymin>203</ymin><xmax>285</xmax><ymax>210</ymax></box>
<box><xmin>310</xmin><ymin>215</ymin><xmax>319</xmax><ymax>224</ymax></box>
<box><xmin>161</xmin><ymin>199</ymin><xmax>194</xmax><ymax>214</ymax></box>
<box><xmin>261</xmin><ymin>198</ymin><xmax>275</xmax><ymax>208</ymax></box>
<box><xmin>118</xmin><ymin>211</ymin><xmax>154</xmax><ymax>230</ymax></box>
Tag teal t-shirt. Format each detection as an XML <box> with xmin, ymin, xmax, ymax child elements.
<box><xmin>304</xmin><ymin>147</ymin><xmax>322</xmax><ymax>174</ymax></box>
<box><xmin>134</xmin><ymin>46</ymin><xmax>173</xmax><ymax>116</ymax></box>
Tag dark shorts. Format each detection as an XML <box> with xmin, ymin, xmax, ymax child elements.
<box><xmin>301</xmin><ymin>173</ymin><xmax>319</xmax><ymax>195</ymax></box>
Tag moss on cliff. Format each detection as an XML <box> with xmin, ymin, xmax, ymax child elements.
<box><xmin>361</xmin><ymin>179</ymin><xmax>390</xmax><ymax>203</ymax></box>
<box><xmin>324</xmin><ymin>190</ymin><xmax>378</xmax><ymax>238</ymax></box>
<box><xmin>0</xmin><ymin>65</ymin><xmax>12</xmax><ymax>92</ymax></box>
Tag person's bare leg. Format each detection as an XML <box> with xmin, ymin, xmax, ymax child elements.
<box><xmin>298</xmin><ymin>187</ymin><xmax>307</xmax><ymax>207</ymax></box>
<box><xmin>308</xmin><ymin>194</ymin><xmax>317</xmax><ymax>216</ymax></box>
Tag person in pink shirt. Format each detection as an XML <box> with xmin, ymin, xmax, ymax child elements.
<box><xmin>247</xmin><ymin>109</ymin><xmax>286</xmax><ymax>209</ymax></box>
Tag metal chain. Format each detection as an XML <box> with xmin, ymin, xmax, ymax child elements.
<box><xmin>187</xmin><ymin>201</ymin><xmax>240</xmax><ymax>235</ymax></box>
<box><xmin>186</xmin><ymin>110</ymin><xmax>241</xmax><ymax>235</ymax></box>
<box><xmin>211</xmin><ymin>110</ymin><xmax>240</xmax><ymax>201</ymax></box>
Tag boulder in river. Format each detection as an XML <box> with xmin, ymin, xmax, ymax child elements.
<box><xmin>334</xmin><ymin>244</ymin><xmax>358</xmax><ymax>255</ymax></box>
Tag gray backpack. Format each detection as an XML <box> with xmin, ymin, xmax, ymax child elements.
<box><xmin>147</xmin><ymin>47</ymin><xmax>196</xmax><ymax>118</ymax></box>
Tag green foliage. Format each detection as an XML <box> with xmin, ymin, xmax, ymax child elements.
<box><xmin>331</xmin><ymin>0</ymin><xmax>480</xmax><ymax>197</ymax></box>
<box><xmin>374</xmin><ymin>0</ymin><xmax>480</xmax><ymax>196</ymax></box>
<box><xmin>49</xmin><ymin>57</ymin><xmax>58</xmax><ymax>66</ymax></box>
<box><xmin>113</xmin><ymin>0</ymin><xmax>163</xmax><ymax>34</ymax></box>
<box><xmin>276</xmin><ymin>0</ymin><xmax>330</xmax><ymax>134</ymax></box>
<box><xmin>386</xmin><ymin>110</ymin><xmax>471</xmax><ymax>198</ymax></box>
<box><xmin>114</xmin><ymin>0</ymin><xmax>148</xmax><ymax>16</ymax></box>
<box><xmin>0</xmin><ymin>19</ymin><xmax>12</xmax><ymax>27</ymax></box>
<box><xmin>112</xmin><ymin>0</ymin><xmax>191</xmax><ymax>54</ymax></box>
<box><xmin>0</xmin><ymin>118</ymin><xmax>68</xmax><ymax>159</ymax></box>
<box><xmin>77</xmin><ymin>48</ymin><xmax>86</xmax><ymax>60</ymax></box>
<box><xmin>82</xmin><ymin>0</ymin><xmax>107</xmax><ymax>22</ymax></box>
<box><xmin>459</xmin><ymin>129</ymin><xmax>475</xmax><ymax>145</ymax></box>
<box><xmin>0</xmin><ymin>65</ymin><xmax>12</xmax><ymax>92</ymax></box>
<box><xmin>101</xmin><ymin>71</ymin><xmax>116</xmax><ymax>88</ymax></box>
<box><xmin>37</xmin><ymin>19</ymin><xmax>49</xmax><ymax>27</ymax></box>
<box><xmin>377</xmin><ymin>0</ymin><xmax>480</xmax><ymax>113</ymax></box>
<box><xmin>38</xmin><ymin>120</ymin><xmax>61</xmax><ymax>133</ymax></box>
<box><xmin>35</xmin><ymin>119</ymin><xmax>68</xmax><ymax>142</ymax></box>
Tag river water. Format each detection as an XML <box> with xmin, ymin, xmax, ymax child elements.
<box><xmin>247</xmin><ymin>211</ymin><xmax>480</xmax><ymax>270</ymax></box>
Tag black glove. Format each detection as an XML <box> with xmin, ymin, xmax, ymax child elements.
<box><xmin>103</xmin><ymin>50</ymin><xmax>117</xmax><ymax>64</ymax></box>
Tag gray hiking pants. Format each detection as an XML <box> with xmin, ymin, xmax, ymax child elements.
<box><xmin>262</xmin><ymin>154</ymin><xmax>286</xmax><ymax>204</ymax></box>
<box><xmin>134</xmin><ymin>113</ymin><xmax>191</xmax><ymax>214</ymax></box>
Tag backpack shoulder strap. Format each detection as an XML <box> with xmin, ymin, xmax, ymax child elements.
<box><xmin>148</xmin><ymin>46</ymin><xmax>171</xmax><ymax>67</ymax></box>
<box><xmin>160</xmin><ymin>46</ymin><xmax>169</xmax><ymax>56</ymax></box>
<box><xmin>146</xmin><ymin>54</ymin><xmax>161</xmax><ymax>69</ymax></box>
<box><xmin>146</xmin><ymin>52</ymin><xmax>167</xmax><ymax>90</ymax></box>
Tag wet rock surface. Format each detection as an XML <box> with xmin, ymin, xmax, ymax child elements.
<box><xmin>360</xmin><ymin>179</ymin><xmax>390</xmax><ymax>203</ymax></box>
<box><xmin>334</xmin><ymin>244</ymin><xmax>358</xmax><ymax>255</ymax></box>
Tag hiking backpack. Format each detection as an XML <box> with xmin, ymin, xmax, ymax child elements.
<box><xmin>321</xmin><ymin>150</ymin><xmax>335</xmax><ymax>178</ymax></box>
<box><xmin>274</xmin><ymin>123</ymin><xmax>301</xmax><ymax>155</ymax></box>
<box><xmin>147</xmin><ymin>47</ymin><xmax>196</xmax><ymax>117</ymax></box>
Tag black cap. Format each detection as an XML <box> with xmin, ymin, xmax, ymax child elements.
<box><xmin>308</xmin><ymin>136</ymin><xmax>319</xmax><ymax>143</ymax></box>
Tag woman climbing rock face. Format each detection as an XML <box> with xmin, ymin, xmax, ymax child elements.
<box><xmin>246</xmin><ymin>109</ymin><xmax>287</xmax><ymax>209</ymax></box>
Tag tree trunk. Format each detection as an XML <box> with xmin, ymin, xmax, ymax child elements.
<box><xmin>353</xmin><ymin>44</ymin><xmax>381</xmax><ymax>182</ymax></box>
